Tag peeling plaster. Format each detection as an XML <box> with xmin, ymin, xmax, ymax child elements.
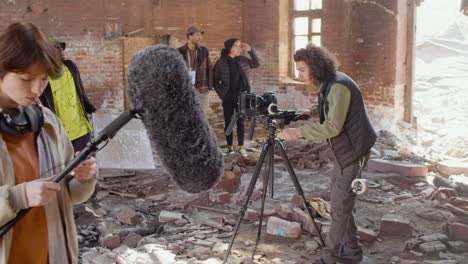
<box><xmin>345</xmin><ymin>0</ymin><xmax>396</xmax><ymax>17</ymax></box>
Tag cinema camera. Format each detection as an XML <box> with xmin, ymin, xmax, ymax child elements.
<box><xmin>238</xmin><ymin>91</ymin><xmax>308</xmax><ymax>127</ymax></box>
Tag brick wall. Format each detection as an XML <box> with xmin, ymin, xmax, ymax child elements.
<box><xmin>0</xmin><ymin>0</ymin><xmax>413</xmax><ymax>138</ymax></box>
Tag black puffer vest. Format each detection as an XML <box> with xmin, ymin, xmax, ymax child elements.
<box><xmin>319</xmin><ymin>72</ymin><xmax>377</xmax><ymax>168</ymax></box>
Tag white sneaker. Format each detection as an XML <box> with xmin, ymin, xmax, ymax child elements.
<box><xmin>223</xmin><ymin>148</ymin><xmax>234</xmax><ymax>155</ymax></box>
<box><xmin>238</xmin><ymin>148</ymin><xmax>248</xmax><ymax>158</ymax></box>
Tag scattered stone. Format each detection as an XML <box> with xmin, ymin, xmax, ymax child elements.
<box><xmin>159</xmin><ymin>211</ymin><xmax>184</xmax><ymax>223</ymax></box>
<box><xmin>146</xmin><ymin>193</ymin><xmax>166</xmax><ymax>201</ymax></box>
<box><xmin>418</xmin><ymin>241</ymin><xmax>447</xmax><ymax>255</ymax></box>
<box><xmin>266</xmin><ymin>216</ymin><xmax>302</xmax><ymax>238</ymax></box>
<box><xmin>244</xmin><ymin>240</ymin><xmax>253</xmax><ymax>246</ymax></box>
<box><xmin>405</xmin><ymin>238</ymin><xmax>422</xmax><ymax>251</ymax></box>
<box><xmin>420</xmin><ymin>233</ymin><xmax>448</xmax><ymax>243</ymax></box>
<box><xmin>358</xmin><ymin>226</ymin><xmax>378</xmax><ymax>242</ymax></box>
<box><xmin>99</xmin><ymin>235</ymin><xmax>121</xmax><ymax>250</ymax></box>
<box><xmin>450</xmin><ymin>174</ymin><xmax>468</xmax><ymax>194</ymax></box>
<box><xmin>437</xmin><ymin>160</ymin><xmax>468</xmax><ymax>176</ymax></box>
<box><xmin>96</xmin><ymin>190</ymin><xmax>110</xmax><ymax>200</ymax></box>
<box><xmin>275</xmin><ymin>203</ymin><xmax>294</xmax><ymax>220</ymax></box>
<box><xmin>291</xmin><ymin>207</ymin><xmax>321</xmax><ymax>235</ymax></box>
<box><xmin>174</xmin><ymin>219</ymin><xmax>189</xmax><ymax>227</ymax></box>
<box><xmin>263</xmin><ymin>209</ymin><xmax>276</xmax><ymax>216</ymax></box>
<box><xmin>447</xmin><ymin>240</ymin><xmax>468</xmax><ymax>253</ymax></box>
<box><xmin>368</xmin><ymin>159</ymin><xmax>428</xmax><ymax>177</ymax></box>
<box><xmin>399</xmin><ymin>260</ymin><xmax>425</xmax><ymax>264</ymax></box>
<box><xmin>244</xmin><ymin>208</ymin><xmax>258</xmax><ymax>222</ymax></box>
<box><xmin>389</xmin><ymin>256</ymin><xmax>400</xmax><ymax>264</ymax></box>
<box><xmin>215</xmin><ymin>171</ymin><xmax>241</xmax><ymax>193</ymax></box>
<box><xmin>409</xmin><ymin>250</ymin><xmax>424</xmax><ymax>258</ymax></box>
<box><xmin>216</xmin><ymin>192</ymin><xmax>232</xmax><ymax>203</ymax></box>
<box><xmin>187</xmin><ymin>246</ymin><xmax>212</xmax><ymax>259</ymax></box>
<box><xmin>415</xmin><ymin>182</ymin><xmax>427</xmax><ymax>187</ymax></box>
<box><xmin>117</xmin><ymin>207</ymin><xmax>141</xmax><ymax>225</ymax></box>
<box><xmin>446</xmin><ymin>221</ymin><xmax>468</xmax><ymax>242</ymax></box>
<box><xmin>433</xmin><ymin>176</ymin><xmax>457</xmax><ymax>189</ymax></box>
<box><xmin>304</xmin><ymin>240</ymin><xmax>320</xmax><ymax>251</ymax></box>
<box><xmin>415</xmin><ymin>207</ymin><xmax>452</xmax><ymax>221</ymax></box>
<box><xmin>380</xmin><ymin>214</ymin><xmax>412</xmax><ymax>235</ymax></box>
<box><xmin>419</xmin><ymin>187</ymin><xmax>435</xmax><ymax>199</ymax></box>
<box><xmin>212</xmin><ymin>243</ymin><xmax>228</xmax><ymax>258</ymax></box>
<box><xmin>122</xmin><ymin>232</ymin><xmax>142</xmax><ymax>248</ymax></box>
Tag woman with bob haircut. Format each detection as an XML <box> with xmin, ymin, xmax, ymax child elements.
<box><xmin>0</xmin><ymin>22</ymin><xmax>96</xmax><ymax>264</ymax></box>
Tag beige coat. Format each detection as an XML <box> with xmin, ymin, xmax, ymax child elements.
<box><xmin>0</xmin><ymin>108</ymin><xmax>96</xmax><ymax>263</ymax></box>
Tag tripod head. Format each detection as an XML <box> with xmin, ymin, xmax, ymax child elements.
<box><xmin>225</xmin><ymin>91</ymin><xmax>309</xmax><ymax>141</ymax></box>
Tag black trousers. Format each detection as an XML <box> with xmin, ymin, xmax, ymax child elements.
<box><xmin>71</xmin><ymin>133</ymin><xmax>91</xmax><ymax>152</ymax></box>
<box><xmin>222</xmin><ymin>97</ymin><xmax>244</xmax><ymax>146</ymax></box>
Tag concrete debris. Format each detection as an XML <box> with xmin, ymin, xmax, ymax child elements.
<box><xmin>266</xmin><ymin>216</ymin><xmax>302</xmax><ymax>238</ymax></box>
<box><xmin>159</xmin><ymin>211</ymin><xmax>184</xmax><ymax>223</ymax></box>
<box><xmin>379</xmin><ymin>214</ymin><xmax>412</xmax><ymax>235</ymax></box>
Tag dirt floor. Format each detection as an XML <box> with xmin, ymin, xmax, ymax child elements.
<box><xmin>76</xmin><ymin>137</ymin><xmax>468</xmax><ymax>264</ymax></box>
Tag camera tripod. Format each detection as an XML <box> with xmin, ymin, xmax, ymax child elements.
<box><xmin>223</xmin><ymin>117</ymin><xmax>325</xmax><ymax>263</ymax></box>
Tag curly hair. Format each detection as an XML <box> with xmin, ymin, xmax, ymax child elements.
<box><xmin>294</xmin><ymin>44</ymin><xmax>338</xmax><ymax>83</ymax></box>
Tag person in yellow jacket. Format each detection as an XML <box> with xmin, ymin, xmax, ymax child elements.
<box><xmin>0</xmin><ymin>22</ymin><xmax>96</xmax><ymax>264</ymax></box>
<box><xmin>40</xmin><ymin>37</ymin><xmax>96</xmax><ymax>152</ymax></box>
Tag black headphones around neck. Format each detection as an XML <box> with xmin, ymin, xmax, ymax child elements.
<box><xmin>0</xmin><ymin>104</ymin><xmax>44</xmax><ymax>136</ymax></box>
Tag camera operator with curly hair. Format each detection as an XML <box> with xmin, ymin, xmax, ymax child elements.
<box><xmin>281</xmin><ymin>44</ymin><xmax>376</xmax><ymax>264</ymax></box>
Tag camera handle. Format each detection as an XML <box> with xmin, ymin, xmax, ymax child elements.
<box><xmin>223</xmin><ymin>118</ymin><xmax>325</xmax><ymax>263</ymax></box>
<box><xmin>225</xmin><ymin>108</ymin><xmax>257</xmax><ymax>140</ymax></box>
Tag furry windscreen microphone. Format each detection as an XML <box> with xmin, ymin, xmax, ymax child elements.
<box><xmin>127</xmin><ymin>44</ymin><xmax>223</xmax><ymax>193</ymax></box>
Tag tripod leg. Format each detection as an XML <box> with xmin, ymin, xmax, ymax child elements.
<box><xmin>276</xmin><ymin>139</ymin><xmax>326</xmax><ymax>247</ymax></box>
<box><xmin>226</xmin><ymin>111</ymin><xmax>239</xmax><ymax>136</ymax></box>
<box><xmin>223</xmin><ymin>141</ymin><xmax>272</xmax><ymax>264</ymax></box>
<box><xmin>268</xmin><ymin>138</ymin><xmax>275</xmax><ymax>198</ymax></box>
<box><xmin>251</xmin><ymin>141</ymin><xmax>273</xmax><ymax>259</ymax></box>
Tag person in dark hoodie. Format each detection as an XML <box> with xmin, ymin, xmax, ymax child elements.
<box><xmin>213</xmin><ymin>38</ymin><xmax>260</xmax><ymax>158</ymax></box>
<box><xmin>282</xmin><ymin>44</ymin><xmax>377</xmax><ymax>264</ymax></box>
<box><xmin>39</xmin><ymin>37</ymin><xmax>96</xmax><ymax>152</ymax></box>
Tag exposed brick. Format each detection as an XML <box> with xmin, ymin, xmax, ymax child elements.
<box><xmin>447</xmin><ymin>221</ymin><xmax>468</xmax><ymax>242</ymax></box>
<box><xmin>358</xmin><ymin>226</ymin><xmax>378</xmax><ymax>242</ymax></box>
<box><xmin>214</xmin><ymin>171</ymin><xmax>241</xmax><ymax>193</ymax></box>
<box><xmin>117</xmin><ymin>207</ymin><xmax>141</xmax><ymax>225</ymax></box>
<box><xmin>100</xmin><ymin>235</ymin><xmax>121</xmax><ymax>249</ymax></box>
<box><xmin>368</xmin><ymin>159</ymin><xmax>428</xmax><ymax>177</ymax></box>
<box><xmin>244</xmin><ymin>209</ymin><xmax>258</xmax><ymax>222</ymax></box>
<box><xmin>122</xmin><ymin>232</ymin><xmax>142</xmax><ymax>248</ymax></box>
<box><xmin>0</xmin><ymin>0</ymin><xmax>411</xmax><ymax>138</ymax></box>
<box><xmin>216</xmin><ymin>192</ymin><xmax>232</xmax><ymax>203</ymax></box>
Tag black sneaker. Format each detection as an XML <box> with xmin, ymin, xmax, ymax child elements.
<box><xmin>338</xmin><ymin>243</ymin><xmax>363</xmax><ymax>261</ymax></box>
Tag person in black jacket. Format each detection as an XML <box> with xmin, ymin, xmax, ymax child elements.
<box><xmin>213</xmin><ymin>38</ymin><xmax>260</xmax><ymax>157</ymax></box>
<box><xmin>40</xmin><ymin>38</ymin><xmax>96</xmax><ymax>152</ymax></box>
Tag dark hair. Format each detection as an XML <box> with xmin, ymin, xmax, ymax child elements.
<box><xmin>293</xmin><ymin>44</ymin><xmax>338</xmax><ymax>82</ymax></box>
<box><xmin>0</xmin><ymin>22</ymin><xmax>62</xmax><ymax>79</ymax></box>
<box><xmin>221</xmin><ymin>38</ymin><xmax>239</xmax><ymax>57</ymax></box>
